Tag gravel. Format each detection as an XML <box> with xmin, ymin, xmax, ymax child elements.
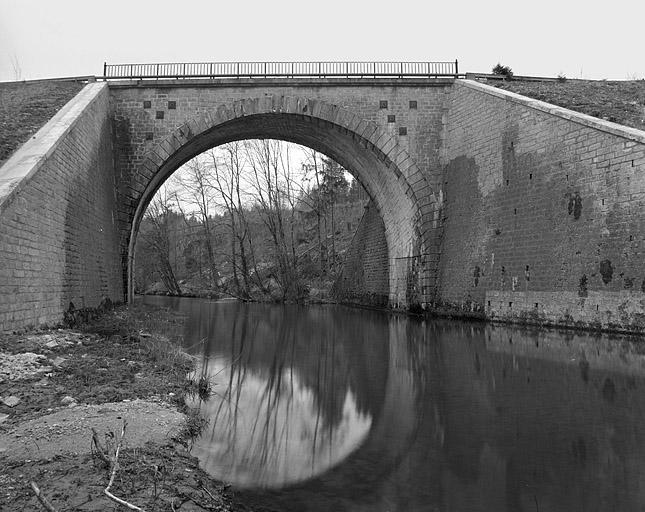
<box><xmin>0</xmin><ymin>352</ymin><xmax>50</xmax><ymax>382</ymax></box>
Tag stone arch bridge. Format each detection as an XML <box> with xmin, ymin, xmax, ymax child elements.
<box><xmin>2</xmin><ymin>63</ymin><xmax>645</xmax><ymax>333</ymax></box>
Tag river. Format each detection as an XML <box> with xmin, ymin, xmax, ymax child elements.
<box><xmin>142</xmin><ymin>295</ymin><xmax>645</xmax><ymax>512</ymax></box>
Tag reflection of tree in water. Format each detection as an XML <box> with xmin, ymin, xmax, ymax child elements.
<box><xmin>183</xmin><ymin>302</ymin><xmax>389</xmax><ymax>487</ymax></box>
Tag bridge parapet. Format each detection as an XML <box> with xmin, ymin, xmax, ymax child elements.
<box><xmin>0</xmin><ymin>82</ymin><xmax>122</xmax><ymax>330</ymax></box>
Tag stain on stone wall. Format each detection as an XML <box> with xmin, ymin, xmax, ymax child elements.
<box><xmin>599</xmin><ymin>260</ymin><xmax>613</xmax><ymax>285</ymax></box>
<box><xmin>567</xmin><ymin>192</ymin><xmax>583</xmax><ymax>220</ymax></box>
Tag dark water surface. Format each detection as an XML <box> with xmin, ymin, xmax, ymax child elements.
<box><xmin>142</xmin><ymin>296</ymin><xmax>645</xmax><ymax>512</ymax></box>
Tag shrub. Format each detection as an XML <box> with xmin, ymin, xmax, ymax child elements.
<box><xmin>557</xmin><ymin>73</ymin><xmax>567</xmax><ymax>83</ymax></box>
<box><xmin>492</xmin><ymin>63</ymin><xmax>513</xmax><ymax>79</ymax></box>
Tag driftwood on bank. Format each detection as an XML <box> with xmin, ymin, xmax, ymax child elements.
<box><xmin>31</xmin><ymin>419</ymin><xmax>147</xmax><ymax>512</ymax></box>
<box><xmin>102</xmin><ymin>420</ymin><xmax>147</xmax><ymax>511</ymax></box>
<box><xmin>29</xmin><ymin>482</ymin><xmax>58</xmax><ymax>512</ymax></box>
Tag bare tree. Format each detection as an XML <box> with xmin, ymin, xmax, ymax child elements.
<box><xmin>134</xmin><ymin>140</ymin><xmax>359</xmax><ymax>302</ymax></box>
<box><xmin>244</xmin><ymin>139</ymin><xmax>303</xmax><ymax>300</ymax></box>
<box><xmin>207</xmin><ymin>144</ymin><xmax>268</xmax><ymax>299</ymax></box>
<box><xmin>172</xmin><ymin>157</ymin><xmax>219</xmax><ymax>290</ymax></box>
<box><xmin>138</xmin><ymin>187</ymin><xmax>181</xmax><ymax>295</ymax></box>
<box><xmin>302</xmin><ymin>149</ymin><xmax>327</xmax><ymax>277</ymax></box>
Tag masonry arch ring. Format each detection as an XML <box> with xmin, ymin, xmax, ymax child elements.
<box><xmin>126</xmin><ymin>96</ymin><xmax>440</xmax><ymax>307</ymax></box>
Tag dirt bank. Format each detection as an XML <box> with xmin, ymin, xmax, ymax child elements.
<box><xmin>0</xmin><ymin>304</ymin><xmax>248</xmax><ymax>511</ymax></box>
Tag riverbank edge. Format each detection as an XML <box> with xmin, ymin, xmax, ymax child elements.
<box><xmin>0</xmin><ymin>303</ymin><xmax>247</xmax><ymax>511</ymax></box>
<box><xmin>422</xmin><ymin>302</ymin><xmax>645</xmax><ymax>338</ymax></box>
<box><xmin>139</xmin><ymin>291</ymin><xmax>645</xmax><ymax>337</ymax></box>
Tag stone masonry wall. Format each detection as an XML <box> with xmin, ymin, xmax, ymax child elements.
<box><xmin>109</xmin><ymin>80</ymin><xmax>451</xmax><ymax>303</ymax></box>
<box><xmin>0</xmin><ymin>83</ymin><xmax>122</xmax><ymax>331</ymax></box>
<box><xmin>438</xmin><ymin>80</ymin><xmax>645</xmax><ymax>332</ymax></box>
<box><xmin>4</xmin><ymin>77</ymin><xmax>645</xmax><ymax>330</ymax></box>
<box><xmin>110</xmin><ymin>80</ymin><xmax>450</xmax><ymax>206</ymax></box>
<box><xmin>331</xmin><ymin>201</ymin><xmax>389</xmax><ymax>306</ymax></box>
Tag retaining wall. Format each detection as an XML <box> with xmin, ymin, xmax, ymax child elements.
<box><xmin>437</xmin><ymin>79</ymin><xmax>645</xmax><ymax>332</ymax></box>
<box><xmin>0</xmin><ymin>82</ymin><xmax>122</xmax><ymax>330</ymax></box>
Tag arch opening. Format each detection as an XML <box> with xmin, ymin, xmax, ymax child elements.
<box><xmin>134</xmin><ymin>138</ymin><xmax>377</xmax><ymax>302</ymax></box>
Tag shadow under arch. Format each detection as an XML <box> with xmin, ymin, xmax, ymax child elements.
<box><xmin>126</xmin><ymin>95</ymin><xmax>440</xmax><ymax>306</ymax></box>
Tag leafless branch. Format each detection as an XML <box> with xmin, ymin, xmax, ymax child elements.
<box><xmin>103</xmin><ymin>420</ymin><xmax>147</xmax><ymax>511</ymax></box>
<box><xmin>30</xmin><ymin>482</ymin><xmax>58</xmax><ymax>512</ymax></box>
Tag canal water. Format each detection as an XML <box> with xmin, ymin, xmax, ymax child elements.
<box><xmin>142</xmin><ymin>296</ymin><xmax>645</xmax><ymax>512</ymax></box>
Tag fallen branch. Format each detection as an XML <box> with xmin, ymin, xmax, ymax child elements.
<box><xmin>30</xmin><ymin>481</ymin><xmax>58</xmax><ymax>512</ymax></box>
<box><xmin>103</xmin><ymin>419</ymin><xmax>147</xmax><ymax>512</ymax></box>
<box><xmin>201</xmin><ymin>484</ymin><xmax>216</xmax><ymax>501</ymax></box>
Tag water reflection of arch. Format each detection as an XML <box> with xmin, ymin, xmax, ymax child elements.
<box><xmin>144</xmin><ymin>296</ymin><xmax>645</xmax><ymax>510</ymax></box>
<box><xmin>181</xmin><ymin>301</ymin><xmax>417</xmax><ymax>488</ymax></box>
<box><xmin>182</xmin><ymin>301</ymin><xmax>391</xmax><ymax>426</ymax></box>
<box><xmin>140</xmin><ymin>297</ymin><xmax>434</xmax><ymax>508</ymax></box>
<box><xmin>234</xmin><ymin>313</ymin><xmax>428</xmax><ymax>511</ymax></box>
<box><xmin>238</xmin><ymin>316</ymin><xmax>645</xmax><ymax>511</ymax></box>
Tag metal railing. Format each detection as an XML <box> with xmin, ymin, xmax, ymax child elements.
<box><xmin>102</xmin><ymin>61</ymin><xmax>459</xmax><ymax>80</ymax></box>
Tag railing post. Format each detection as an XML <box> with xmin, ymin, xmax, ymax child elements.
<box><xmin>455</xmin><ymin>59</ymin><xmax>459</xmax><ymax>76</ymax></box>
<box><xmin>237</xmin><ymin>62</ymin><xmax>240</xmax><ymax>78</ymax></box>
<box><xmin>103</xmin><ymin>62</ymin><xmax>107</xmax><ymax>78</ymax></box>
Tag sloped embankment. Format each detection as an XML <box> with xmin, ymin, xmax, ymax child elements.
<box><xmin>492</xmin><ymin>79</ymin><xmax>645</xmax><ymax>131</ymax></box>
<box><xmin>0</xmin><ymin>80</ymin><xmax>85</xmax><ymax>166</ymax></box>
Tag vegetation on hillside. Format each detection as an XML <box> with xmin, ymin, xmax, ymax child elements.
<box><xmin>0</xmin><ymin>80</ymin><xmax>84</xmax><ymax>166</ymax></box>
<box><xmin>134</xmin><ymin>140</ymin><xmax>369</xmax><ymax>302</ymax></box>
<box><xmin>492</xmin><ymin>79</ymin><xmax>645</xmax><ymax>131</ymax></box>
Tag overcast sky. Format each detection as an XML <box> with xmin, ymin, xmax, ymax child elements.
<box><xmin>0</xmin><ymin>0</ymin><xmax>643</xmax><ymax>82</ymax></box>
